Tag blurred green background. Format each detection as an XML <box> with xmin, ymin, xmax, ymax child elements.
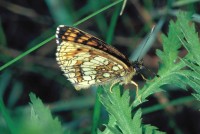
<box><xmin>0</xmin><ymin>0</ymin><xmax>200</xmax><ymax>134</ymax></box>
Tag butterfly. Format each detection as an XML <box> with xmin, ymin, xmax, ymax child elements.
<box><xmin>55</xmin><ymin>25</ymin><xmax>145</xmax><ymax>95</ymax></box>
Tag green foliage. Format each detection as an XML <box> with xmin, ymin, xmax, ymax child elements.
<box><xmin>0</xmin><ymin>93</ymin><xmax>65</xmax><ymax>134</ymax></box>
<box><xmin>177</xmin><ymin>13</ymin><xmax>200</xmax><ymax>101</ymax></box>
<box><xmin>15</xmin><ymin>93</ymin><xmax>65</xmax><ymax>134</ymax></box>
<box><xmin>132</xmin><ymin>12</ymin><xmax>200</xmax><ymax>107</ymax></box>
<box><xmin>98</xmin><ymin>85</ymin><xmax>165</xmax><ymax>134</ymax></box>
<box><xmin>27</xmin><ymin>93</ymin><xmax>64</xmax><ymax>134</ymax></box>
<box><xmin>98</xmin><ymin>12</ymin><xmax>200</xmax><ymax>134</ymax></box>
<box><xmin>99</xmin><ymin>86</ymin><xmax>142</xmax><ymax>134</ymax></box>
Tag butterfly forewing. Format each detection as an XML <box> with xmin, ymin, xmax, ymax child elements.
<box><xmin>56</xmin><ymin>25</ymin><xmax>135</xmax><ymax>90</ymax></box>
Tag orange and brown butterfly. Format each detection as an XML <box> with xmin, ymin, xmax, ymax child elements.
<box><xmin>55</xmin><ymin>25</ymin><xmax>145</xmax><ymax>94</ymax></box>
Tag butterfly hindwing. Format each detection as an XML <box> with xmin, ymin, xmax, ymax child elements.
<box><xmin>56</xmin><ymin>25</ymin><xmax>135</xmax><ymax>90</ymax></box>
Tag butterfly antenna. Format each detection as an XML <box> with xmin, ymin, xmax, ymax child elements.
<box><xmin>137</xmin><ymin>25</ymin><xmax>156</xmax><ymax>61</ymax></box>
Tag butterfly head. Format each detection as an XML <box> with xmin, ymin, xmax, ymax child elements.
<box><xmin>132</xmin><ymin>60</ymin><xmax>159</xmax><ymax>78</ymax></box>
<box><xmin>132</xmin><ymin>60</ymin><xmax>145</xmax><ymax>74</ymax></box>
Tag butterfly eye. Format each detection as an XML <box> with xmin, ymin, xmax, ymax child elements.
<box><xmin>140</xmin><ymin>66</ymin><xmax>145</xmax><ymax>70</ymax></box>
<box><xmin>134</xmin><ymin>65</ymin><xmax>142</xmax><ymax>73</ymax></box>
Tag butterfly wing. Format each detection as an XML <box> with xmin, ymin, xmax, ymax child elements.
<box><xmin>56</xmin><ymin>25</ymin><xmax>134</xmax><ymax>90</ymax></box>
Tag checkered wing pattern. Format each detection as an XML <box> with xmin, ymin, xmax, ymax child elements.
<box><xmin>56</xmin><ymin>25</ymin><xmax>135</xmax><ymax>90</ymax></box>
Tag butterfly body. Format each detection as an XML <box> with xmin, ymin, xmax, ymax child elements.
<box><xmin>56</xmin><ymin>25</ymin><xmax>143</xmax><ymax>90</ymax></box>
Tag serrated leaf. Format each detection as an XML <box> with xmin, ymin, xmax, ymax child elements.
<box><xmin>132</xmin><ymin>109</ymin><xmax>142</xmax><ymax>134</ymax></box>
<box><xmin>133</xmin><ymin>11</ymin><xmax>200</xmax><ymax>106</ymax></box>
<box><xmin>99</xmin><ymin>115</ymin><xmax>118</xmax><ymax>134</ymax></box>
<box><xmin>99</xmin><ymin>85</ymin><xmax>165</xmax><ymax>134</ymax></box>
<box><xmin>99</xmin><ymin>86</ymin><xmax>134</xmax><ymax>134</ymax></box>
<box><xmin>192</xmin><ymin>93</ymin><xmax>200</xmax><ymax>101</ymax></box>
<box><xmin>101</xmin><ymin>125</ymin><xmax>122</xmax><ymax>134</ymax></box>
<box><xmin>157</xmin><ymin>20</ymin><xmax>183</xmax><ymax>74</ymax></box>
<box><xmin>178</xmin><ymin>12</ymin><xmax>200</xmax><ymax>63</ymax></box>
<box><xmin>99</xmin><ymin>11</ymin><xmax>200</xmax><ymax>134</ymax></box>
<box><xmin>180</xmin><ymin>58</ymin><xmax>200</xmax><ymax>75</ymax></box>
<box><xmin>143</xmin><ymin>124</ymin><xmax>165</xmax><ymax>134</ymax></box>
<box><xmin>29</xmin><ymin>93</ymin><xmax>63</xmax><ymax>134</ymax></box>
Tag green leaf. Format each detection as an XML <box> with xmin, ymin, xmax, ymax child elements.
<box><xmin>176</xmin><ymin>12</ymin><xmax>200</xmax><ymax>100</ymax></box>
<box><xmin>132</xmin><ymin>109</ymin><xmax>142</xmax><ymax>134</ymax></box>
<box><xmin>143</xmin><ymin>124</ymin><xmax>165</xmax><ymax>134</ymax></box>
<box><xmin>98</xmin><ymin>115</ymin><xmax>119</xmax><ymax>134</ymax></box>
<box><xmin>132</xmin><ymin>12</ymin><xmax>200</xmax><ymax>106</ymax></box>
<box><xmin>98</xmin><ymin>85</ymin><xmax>164</xmax><ymax>134</ymax></box>
<box><xmin>156</xmin><ymin>20</ymin><xmax>182</xmax><ymax>74</ymax></box>
<box><xmin>98</xmin><ymin>11</ymin><xmax>200</xmax><ymax>134</ymax></box>
<box><xmin>28</xmin><ymin>93</ymin><xmax>63</xmax><ymax>134</ymax></box>
<box><xmin>178</xmin><ymin>12</ymin><xmax>200</xmax><ymax>63</ymax></box>
<box><xmin>192</xmin><ymin>93</ymin><xmax>200</xmax><ymax>101</ymax></box>
<box><xmin>99</xmin><ymin>86</ymin><xmax>134</xmax><ymax>134</ymax></box>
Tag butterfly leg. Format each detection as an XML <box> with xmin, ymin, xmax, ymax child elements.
<box><xmin>140</xmin><ymin>74</ymin><xmax>149</xmax><ymax>81</ymax></box>
<box><xmin>131</xmin><ymin>81</ymin><xmax>141</xmax><ymax>102</ymax></box>
<box><xmin>140</xmin><ymin>74</ymin><xmax>154</xmax><ymax>82</ymax></box>
<box><xmin>109</xmin><ymin>80</ymin><xmax>120</xmax><ymax>93</ymax></box>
